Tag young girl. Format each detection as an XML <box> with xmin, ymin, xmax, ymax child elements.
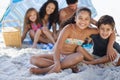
<box><xmin>21</xmin><ymin>8</ymin><xmax>43</xmax><ymax>47</ymax></box>
<box><xmin>30</xmin><ymin>7</ymin><xmax>116</xmax><ymax>74</ymax></box>
<box><xmin>31</xmin><ymin>0</ymin><xmax>59</xmax><ymax>48</ymax></box>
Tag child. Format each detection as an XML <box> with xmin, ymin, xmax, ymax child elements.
<box><xmin>30</xmin><ymin>7</ymin><xmax>116</xmax><ymax>74</ymax></box>
<box><xmin>83</xmin><ymin>15</ymin><xmax>120</xmax><ymax>65</ymax></box>
<box><xmin>21</xmin><ymin>8</ymin><xmax>43</xmax><ymax>48</ymax></box>
<box><xmin>58</xmin><ymin>0</ymin><xmax>97</xmax><ymax>35</ymax></box>
<box><xmin>30</xmin><ymin>0</ymin><xmax>59</xmax><ymax>48</ymax></box>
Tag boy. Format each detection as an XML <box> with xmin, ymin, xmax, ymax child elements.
<box><xmin>83</xmin><ymin>15</ymin><xmax>120</xmax><ymax>65</ymax></box>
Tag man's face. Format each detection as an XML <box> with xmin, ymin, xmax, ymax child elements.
<box><xmin>69</xmin><ymin>2</ymin><xmax>78</xmax><ymax>11</ymax></box>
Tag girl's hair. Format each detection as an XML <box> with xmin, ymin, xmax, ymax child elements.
<box><xmin>66</xmin><ymin>0</ymin><xmax>78</xmax><ymax>5</ymax></box>
<box><xmin>39</xmin><ymin>0</ymin><xmax>59</xmax><ymax>29</ymax></box>
<box><xmin>62</xmin><ymin>7</ymin><xmax>91</xmax><ymax>27</ymax></box>
<box><xmin>97</xmin><ymin>15</ymin><xmax>115</xmax><ymax>30</ymax></box>
<box><xmin>24</xmin><ymin>8</ymin><xmax>40</xmax><ymax>29</ymax></box>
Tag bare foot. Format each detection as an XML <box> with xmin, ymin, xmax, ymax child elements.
<box><xmin>71</xmin><ymin>66</ymin><xmax>79</xmax><ymax>73</ymax></box>
<box><xmin>30</xmin><ymin>67</ymin><xmax>44</xmax><ymax>74</ymax></box>
<box><xmin>31</xmin><ymin>44</ymin><xmax>37</xmax><ymax>48</ymax></box>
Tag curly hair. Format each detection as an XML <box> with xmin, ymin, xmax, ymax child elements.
<box><xmin>66</xmin><ymin>0</ymin><xmax>78</xmax><ymax>5</ymax></box>
<box><xmin>97</xmin><ymin>15</ymin><xmax>115</xmax><ymax>30</ymax></box>
<box><xmin>39</xmin><ymin>0</ymin><xmax>59</xmax><ymax>29</ymax></box>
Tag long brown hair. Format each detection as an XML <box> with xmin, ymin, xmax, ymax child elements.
<box><xmin>23</xmin><ymin>8</ymin><xmax>41</xmax><ymax>30</ymax></box>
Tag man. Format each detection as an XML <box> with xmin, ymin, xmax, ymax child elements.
<box><xmin>59</xmin><ymin>0</ymin><xmax>78</xmax><ymax>30</ymax></box>
<box><xmin>59</xmin><ymin>0</ymin><xmax>97</xmax><ymax>33</ymax></box>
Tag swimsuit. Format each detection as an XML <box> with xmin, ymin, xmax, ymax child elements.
<box><xmin>31</xmin><ymin>23</ymin><xmax>42</xmax><ymax>31</ymax></box>
<box><xmin>65</xmin><ymin>38</ymin><xmax>84</xmax><ymax>46</ymax></box>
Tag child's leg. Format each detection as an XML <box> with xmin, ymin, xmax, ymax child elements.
<box><xmin>116</xmin><ymin>58</ymin><xmax>120</xmax><ymax>66</ymax></box>
<box><xmin>30</xmin><ymin>54</ymin><xmax>54</xmax><ymax>74</ymax></box>
<box><xmin>38</xmin><ymin>34</ymin><xmax>51</xmax><ymax>43</ymax></box>
<box><xmin>29</xmin><ymin>30</ymin><xmax>35</xmax><ymax>41</ymax></box>
<box><xmin>77</xmin><ymin>46</ymin><xmax>94</xmax><ymax>61</ymax></box>
<box><xmin>30</xmin><ymin>54</ymin><xmax>54</xmax><ymax>67</ymax></box>
<box><xmin>83</xmin><ymin>56</ymin><xmax>110</xmax><ymax>65</ymax></box>
<box><xmin>30</xmin><ymin>65</ymin><xmax>54</xmax><ymax>74</ymax></box>
<box><xmin>42</xmin><ymin>27</ymin><xmax>55</xmax><ymax>44</ymax></box>
<box><xmin>32</xmin><ymin>29</ymin><xmax>42</xmax><ymax>48</ymax></box>
<box><xmin>48</xmin><ymin>52</ymin><xmax>84</xmax><ymax>73</ymax></box>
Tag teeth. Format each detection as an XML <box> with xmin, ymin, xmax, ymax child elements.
<box><xmin>81</xmin><ymin>24</ymin><xmax>85</xmax><ymax>26</ymax></box>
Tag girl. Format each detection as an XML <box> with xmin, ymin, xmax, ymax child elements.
<box><xmin>32</xmin><ymin>0</ymin><xmax>59</xmax><ymax>48</ymax></box>
<box><xmin>21</xmin><ymin>8</ymin><xmax>43</xmax><ymax>48</ymax></box>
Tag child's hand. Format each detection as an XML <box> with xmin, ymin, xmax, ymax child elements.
<box><xmin>107</xmin><ymin>47</ymin><xmax>117</xmax><ymax>61</ymax></box>
<box><xmin>48</xmin><ymin>62</ymin><xmax>61</xmax><ymax>73</ymax></box>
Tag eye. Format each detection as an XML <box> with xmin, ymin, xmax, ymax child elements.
<box><xmin>106</xmin><ymin>28</ymin><xmax>111</xmax><ymax>32</ymax></box>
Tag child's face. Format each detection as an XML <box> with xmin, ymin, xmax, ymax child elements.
<box><xmin>99</xmin><ymin>24</ymin><xmax>113</xmax><ymax>39</ymax></box>
<box><xmin>29</xmin><ymin>11</ymin><xmax>37</xmax><ymax>22</ymax></box>
<box><xmin>75</xmin><ymin>11</ymin><xmax>91</xmax><ymax>29</ymax></box>
<box><xmin>46</xmin><ymin>3</ymin><xmax>55</xmax><ymax>15</ymax></box>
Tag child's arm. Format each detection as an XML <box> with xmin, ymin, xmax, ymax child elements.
<box><xmin>107</xmin><ymin>31</ymin><xmax>117</xmax><ymax>61</ymax></box>
<box><xmin>49</xmin><ymin>25</ymin><xmax>71</xmax><ymax>73</ymax></box>
<box><xmin>91</xmin><ymin>18</ymin><xmax>97</xmax><ymax>26</ymax></box>
<box><xmin>21</xmin><ymin>26</ymin><xmax>29</xmax><ymax>42</ymax></box>
<box><xmin>52</xmin><ymin>23</ymin><xmax>57</xmax><ymax>40</ymax></box>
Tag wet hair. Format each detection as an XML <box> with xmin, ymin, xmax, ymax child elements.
<box><xmin>39</xmin><ymin>0</ymin><xmax>59</xmax><ymax>29</ymax></box>
<box><xmin>66</xmin><ymin>0</ymin><xmax>78</xmax><ymax>5</ymax></box>
<box><xmin>24</xmin><ymin>7</ymin><xmax>40</xmax><ymax>29</ymax></box>
<box><xmin>97</xmin><ymin>15</ymin><xmax>115</xmax><ymax>30</ymax></box>
<box><xmin>62</xmin><ymin>7</ymin><xmax>91</xmax><ymax>27</ymax></box>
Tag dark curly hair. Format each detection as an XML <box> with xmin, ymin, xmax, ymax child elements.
<box><xmin>97</xmin><ymin>15</ymin><xmax>115</xmax><ymax>30</ymax></box>
<box><xmin>39</xmin><ymin>0</ymin><xmax>59</xmax><ymax>29</ymax></box>
<box><xmin>66</xmin><ymin>0</ymin><xmax>78</xmax><ymax>5</ymax></box>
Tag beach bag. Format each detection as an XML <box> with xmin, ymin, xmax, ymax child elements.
<box><xmin>2</xmin><ymin>20</ymin><xmax>21</xmax><ymax>47</ymax></box>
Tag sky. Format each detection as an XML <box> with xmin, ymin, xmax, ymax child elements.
<box><xmin>92</xmin><ymin>0</ymin><xmax>120</xmax><ymax>35</ymax></box>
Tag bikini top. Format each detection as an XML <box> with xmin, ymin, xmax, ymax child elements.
<box><xmin>31</xmin><ymin>23</ymin><xmax>42</xmax><ymax>31</ymax></box>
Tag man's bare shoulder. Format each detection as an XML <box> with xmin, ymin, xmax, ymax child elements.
<box><xmin>59</xmin><ymin>7</ymin><xmax>70</xmax><ymax>14</ymax></box>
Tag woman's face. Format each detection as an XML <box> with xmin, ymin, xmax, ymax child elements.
<box><xmin>46</xmin><ymin>3</ymin><xmax>56</xmax><ymax>15</ymax></box>
<box><xmin>28</xmin><ymin>11</ymin><xmax>37</xmax><ymax>22</ymax></box>
<box><xmin>99</xmin><ymin>24</ymin><xmax>113</xmax><ymax>39</ymax></box>
<box><xmin>75</xmin><ymin>11</ymin><xmax>91</xmax><ymax>29</ymax></box>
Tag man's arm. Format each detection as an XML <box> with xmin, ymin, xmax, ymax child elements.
<box><xmin>59</xmin><ymin>9</ymin><xmax>68</xmax><ymax>27</ymax></box>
